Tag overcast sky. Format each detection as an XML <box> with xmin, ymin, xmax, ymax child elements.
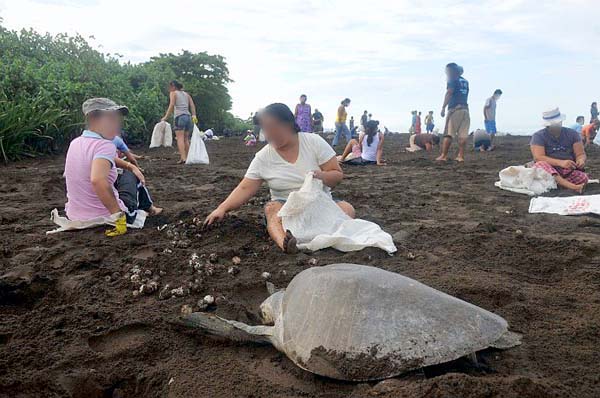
<box><xmin>1</xmin><ymin>0</ymin><xmax>599</xmax><ymax>134</ymax></box>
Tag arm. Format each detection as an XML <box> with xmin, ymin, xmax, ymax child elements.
<box><xmin>122</xmin><ymin>151</ymin><xmax>139</xmax><ymax>167</ymax></box>
<box><xmin>188</xmin><ymin>93</ymin><xmax>197</xmax><ymax>118</ymax></box>
<box><xmin>161</xmin><ymin>92</ymin><xmax>176</xmax><ymax>121</ymax></box>
<box><xmin>376</xmin><ymin>133</ymin><xmax>385</xmax><ymax>165</ymax></box>
<box><xmin>204</xmin><ymin>178</ymin><xmax>263</xmax><ymax>226</ymax></box>
<box><xmin>441</xmin><ymin>88</ymin><xmax>453</xmax><ymax>117</ymax></box>
<box><xmin>574</xmin><ymin>142</ymin><xmax>587</xmax><ymax>168</ymax></box>
<box><xmin>314</xmin><ymin>157</ymin><xmax>343</xmax><ymax>188</ymax></box>
<box><xmin>115</xmin><ymin>157</ymin><xmax>145</xmax><ymax>185</ymax></box>
<box><xmin>531</xmin><ymin>145</ymin><xmax>576</xmax><ymax>169</ymax></box>
<box><xmin>483</xmin><ymin>101</ymin><xmax>491</xmax><ymax>120</ymax></box>
<box><xmin>90</xmin><ymin>159</ymin><xmax>121</xmax><ymax>214</ymax></box>
<box><xmin>294</xmin><ymin>104</ymin><xmax>299</xmax><ymax>118</ymax></box>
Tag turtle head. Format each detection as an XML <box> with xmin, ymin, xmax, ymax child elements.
<box><xmin>260</xmin><ymin>290</ymin><xmax>284</xmax><ymax>325</ymax></box>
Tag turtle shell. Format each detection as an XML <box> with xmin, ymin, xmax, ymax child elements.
<box><xmin>276</xmin><ymin>263</ymin><xmax>511</xmax><ymax>381</ymax></box>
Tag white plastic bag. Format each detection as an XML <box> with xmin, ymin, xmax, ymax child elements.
<box><xmin>259</xmin><ymin>129</ymin><xmax>266</xmax><ymax>142</ymax></box>
<box><xmin>150</xmin><ymin>121</ymin><xmax>173</xmax><ymax>148</ymax></box>
<box><xmin>46</xmin><ymin>208</ymin><xmax>147</xmax><ymax>234</ymax></box>
<box><xmin>278</xmin><ymin>173</ymin><xmax>397</xmax><ymax>253</ymax></box>
<box><xmin>494</xmin><ymin>165</ymin><xmax>556</xmax><ymax>196</ymax></box>
<box><xmin>529</xmin><ymin>195</ymin><xmax>600</xmax><ymax>216</ymax></box>
<box><xmin>186</xmin><ymin>125</ymin><xmax>210</xmax><ymax>165</ymax></box>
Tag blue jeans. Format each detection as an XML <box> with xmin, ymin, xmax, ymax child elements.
<box><xmin>484</xmin><ymin>120</ymin><xmax>497</xmax><ymax>135</ymax></box>
<box><xmin>333</xmin><ymin>122</ymin><xmax>351</xmax><ymax>146</ymax></box>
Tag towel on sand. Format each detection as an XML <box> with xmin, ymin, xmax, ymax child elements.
<box><xmin>46</xmin><ymin>208</ymin><xmax>147</xmax><ymax>234</ymax></box>
<box><xmin>529</xmin><ymin>195</ymin><xmax>600</xmax><ymax>216</ymax></box>
<box><xmin>278</xmin><ymin>173</ymin><xmax>397</xmax><ymax>254</ymax></box>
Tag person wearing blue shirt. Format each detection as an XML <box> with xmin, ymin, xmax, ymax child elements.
<box><xmin>570</xmin><ymin>116</ymin><xmax>585</xmax><ymax>135</ymax></box>
<box><xmin>112</xmin><ymin>131</ymin><xmax>139</xmax><ymax>167</ymax></box>
<box><xmin>437</xmin><ymin>63</ymin><xmax>470</xmax><ymax>162</ymax></box>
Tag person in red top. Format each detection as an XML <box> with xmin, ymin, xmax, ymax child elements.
<box><xmin>415</xmin><ymin>112</ymin><xmax>422</xmax><ymax>134</ymax></box>
<box><xmin>581</xmin><ymin>120</ymin><xmax>600</xmax><ymax>146</ymax></box>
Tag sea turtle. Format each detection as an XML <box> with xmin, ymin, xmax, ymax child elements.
<box><xmin>180</xmin><ymin>263</ymin><xmax>521</xmax><ymax>381</ymax></box>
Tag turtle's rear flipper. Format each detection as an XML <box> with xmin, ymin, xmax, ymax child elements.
<box><xmin>179</xmin><ymin>312</ymin><xmax>273</xmax><ymax>345</ymax></box>
<box><xmin>490</xmin><ymin>330</ymin><xmax>522</xmax><ymax>349</ymax></box>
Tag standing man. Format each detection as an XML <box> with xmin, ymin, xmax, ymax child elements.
<box><xmin>437</xmin><ymin>63</ymin><xmax>470</xmax><ymax>162</ymax></box>
<box><xmin>349</xmin><ymin>116</ymin><xmax>355</xmax><ymax>131</ymax></box>
<box><xmin>312</xmin><ymin>108</ymin><xmax>324</xmax><ymax>133</ymax></box>
<box><xmin>361</xmin><ymin>111</ymin><xmax>368</xmax><ymax>129</ymax></box>
<box><xmin>483</xmin><ymin>89</ymin><xmax>502</xmax><ymax>150</ymax></box>
<box><xmin>425</xmin><ymin>111</ymin><xmax>435</xmax><ymax>133</ymax></box>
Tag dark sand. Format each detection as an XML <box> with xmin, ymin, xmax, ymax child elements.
<box><xmin>1</xmin><ymin>134</ymin><xmax>600</xmax><ymax>397</ymax></box>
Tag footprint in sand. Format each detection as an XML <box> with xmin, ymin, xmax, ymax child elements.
<box><xmin>88</xmin><ymin>324</ymin><xmax>150</xmax><ymax>356</ymax></box>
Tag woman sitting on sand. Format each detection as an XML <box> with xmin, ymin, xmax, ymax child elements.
<box><xmin>65</xmin><ymin>98</ymin><xmax>162</xmax><ymax>237</ymax></box>
<box><xmin>338</xmin><ymin>120</ymin><xmax>386</xmax><ymax>165</ymax></box>
<box><xmin>530</xmin><ymin>107</ymin><xmax>588</xmax><ymax>194</ymax></box>
<box><xmin>204</xmin><ymin>103</ymin><xmax>355</xmax><ymax>253</ymax></box>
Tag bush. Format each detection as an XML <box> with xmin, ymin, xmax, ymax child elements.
<box><xmin>0</xmin><ymin>22</ymin><xmax>245</xmax><ymax>161</ymax></box>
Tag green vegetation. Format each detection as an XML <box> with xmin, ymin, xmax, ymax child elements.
<box><xmin>0</xmin><ymin>21</ymin><xmax>250</xmax><ymax>162</ymax></box>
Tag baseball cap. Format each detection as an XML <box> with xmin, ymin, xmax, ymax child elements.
<box><xmin>82</xmin><ymin>97</ymin><xmax>129</xmax><ymax>116</ymax></box>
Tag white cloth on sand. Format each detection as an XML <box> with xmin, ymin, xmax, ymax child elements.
<box><xmin>278</xmin><ymin>173</ymin><xmax>397</xmax><ymax>254</ymax></box>
<box><xmin>186</xmin><ymin>125</ymin><xmax>210</xmax><ymax>164</ymax></box>
<box><xmin>46</xmin><ymin>208</ymin><xmax>147</xmax><ymax>234</ymax></box>
<box><xmin>494</xmin><ymin>166</ymin><xmax>557</xmax><ymax>196</ymax></box>
<box><xmin>529</xmin><ymin>195</ymin><xmax>600</xmax><ymax>216</ymax></box>
<box><xmin>149</xmin><ymin>121</ymin><xmax>173</xmax><ymax>148</ymax></box>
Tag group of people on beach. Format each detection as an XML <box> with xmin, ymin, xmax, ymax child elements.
<box><xmin>60</xmin><ymin>61</ymin><xmax>598</xmax><ymax>253</ymax></box>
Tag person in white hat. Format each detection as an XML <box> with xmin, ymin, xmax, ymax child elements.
<box><xmin>530</xmin><ymin>107</ymin><xmax>588</xmax><ymax>193</ymax></box>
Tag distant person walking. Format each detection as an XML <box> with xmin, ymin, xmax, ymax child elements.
<box><xmin>361</xmin><ymin>111</ymin><xmax>368</xmax><ymax>129</ymax></box>
<box><xmin>425</xmin><ymin>111</ymin><xmax>435</xmax><ymax>133</ymax></box>
<box><xmin>409</xmin><ymin>110</ymin><xmax>417</xmax><ymax>133</ymax></box>
<box><xmin>332</xmin><ymin>98</ymin><xmax>351</xmax><ymax>147</ymax></box>
<box><xmin>591</xmin><ymin>102</ymin><xmax>599</xmax><ymax>123</ymax></box>
<box><xmin>483</xmin><ymin>89</ymin><xmax>502</xmax><ymax>150</ymax></box>
<box><xmin>294</xmin><ymin>94</ymin><xmax>312</xmax><ymax>132</ymax></box>
<box><xmin>415</xmin><ymin>111</ymin><xmax>422</xmax><ymax>134</ymax></box>
<box><xmin>349</xmin><ymin>116</ymin><xmax>355</xmax><ymax>131</ymax></box>
<box><xmin>312</xmin><ymin>108</ymin><xmax>324</xmax><ymax>132</ymax></box>
<box><xmin>437</xmin><ymin>63</ymin><xmax>470</xmax><ymax>162</ymax></box>
<box><xmin>161</xmin><ymin>80</ymin><xmax>197</xmax><ymax>164</ymax></box>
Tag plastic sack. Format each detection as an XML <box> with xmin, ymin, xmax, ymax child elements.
<box><xmin>47</xmin><ymin>208</ymin><xmax>146</xmax><ymax>234</ymax></box>
<box><xmin>278</xmin><ymin>173</ymin><xmax>397</xmax><ymax>253</ymax></box>
<box><xmin>186</xmin><ymin>125</ymin><xmax>210</xmax><ymax>165</ymax></box>
<box><xmin>494</xmin><ymin>165</ymin><xmax>556</xmax><ymax>196</ymax></box>
<box><xmin>259</xmin><ymin>129</ymin><xmax>266</xmax><ymax>142</ymax></box>
<box><xmin>150</xmin><ymin>121</ymin><xmax>173</xmax><ymax>148</ymax></box>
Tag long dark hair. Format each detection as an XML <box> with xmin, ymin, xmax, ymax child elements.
<box><xmin>261</xmin><ymin>103</ymin><xmax>300</xmax><ymax>133</ymax></box>
<box><xmin>170</xmin><ymin>80</ymin><xmax>183</xmax><ymax>90</ymax></box>
<box><xmin>365</xmin><ymin>120</ymin><xmax>379</xmax><ymax>146</ymax></box>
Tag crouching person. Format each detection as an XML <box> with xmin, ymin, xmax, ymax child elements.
<box><xmin>204</xmin><ymin>103</ymin><xmax>355</xmax><ymax>253</ymax></box>
<box><xmin>530</xmin><ymin>107</ymin><xmax>588</xmax><ymax>194</ymax></box>
<box><xmin>64</xmin><ymin>98</ymin><xmax>162</xmax><ymax>236</ymax></box>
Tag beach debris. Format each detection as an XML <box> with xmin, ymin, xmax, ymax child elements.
<box><xmin>132</xmin><ymin>290</ymin><xmax>140</xmax><ymax>298</ymax></box>
<box><xmin>261</xmin><ymin>272</ymin><xmax>271</xmax><ymax>280</ymax></box>
<box><xmin>140</xmin><ymin>281</ymin><xmax>159</xmax><ymax>295</ymax></box>
<box><xmin>181</xmin><ymin>304</ymin><xmax>193</xmax><ymax>316</ymax></box>
<box><xmin>130</xmin><ymin>274</ymin><xmax>141</xmax><ymax>284</ymax></box>
<box><xmin>180</xmin><ymin>263</ymin><xmax>521</xmax><ymax>381</ymax></box>
<box><xmin>197</xmin><ymin>295</ymin><xmax>215</xmax><ymax>311</ymax></box>
<box><xmin>163</xmin><ymin>248</ymin><xmax>173</xmax><ymax>254</ymax></box>
<box><xmin>157</xmin><ymin>224</ymin><xmax>168</xmax><ymax>232</ymax></box>
<box><xmin>516</xmin><ymin>229</ymin><xmax>523</xmax><ymax>235</ymax></box>
<box><xmin>232</xmin><ymin>256</ymin><xmax>241</xmax><ymax>265</ymax></box>
<box><xmin>158</xmin><ymin>284</ymin><xmax>171</xmax><ymax>300</ymax></box>
<box><xmin>308</xmin><ymin>258</ymin><xmax>319</xmax><ymax>267</ymax></box>
<box><xmin>209</xmin><ymin>253</ymin><xmax>219</xmax><ymax>263</ymax></box>
<box><xmin>171</xmin><ymin>287</ymin><xmax>185</xmax><ymax>297</ymax></box>
<box><xmin>228</xmin><ymin>266</ymin><xmax>240</xmax><ymax>275</ymax></box>
<box><xmin>407</xmin><ymin>252</ymin><xmax>416</xmax><ymax>260</ymax></box>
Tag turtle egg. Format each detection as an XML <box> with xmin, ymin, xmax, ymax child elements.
<box><xmin>261</xmin><ymin>272</ymin><xmax>271</xmax><ymax>280</ymax></box>
<box><xmin>130</xmin><ymin>274</ymin><xmax>141</xmax><ymax>284</ymax></box>
<box><xmin>232</xmin><ymin>256</ymin><xmax>241</xmax><ymax>265</ymax></box>
<box><xmin>203</xmin><ymin>295</ymin><xmax>215</xmax><ymax>305</ymax></box>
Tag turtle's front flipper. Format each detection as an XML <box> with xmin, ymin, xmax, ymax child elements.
<box><xmin>490</xmin><ymin>330</ymin><xmax>522</xmax><ymax>349</ymax></box>
<box><xmin>179</xmin><ymin>312</ymin><xmax>273</xmax><ymax>345</ymax></box>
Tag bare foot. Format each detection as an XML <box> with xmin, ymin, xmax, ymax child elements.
<box><xmin>283</xmin><ymin>230</ymin><xmax>298</xmax><ymax>254</ymax></box>
<box><xmin>435</xmin><ymin>155</ymin><xmax>448</xmax><ymax>162</ymax></box>
<box><xmin>177</xmin><ymin>159</ymin><xmax>186</xmax><ymax>164</ymax></box>
<box><xmin>148</xmin><ymin>206</ymin><xmax>163</xmax><ymax>216</ymax></box>
<box><xmin>456</xmin><ymin>157</ymin><xmax>465</xmax><ymax>162</ymax></box>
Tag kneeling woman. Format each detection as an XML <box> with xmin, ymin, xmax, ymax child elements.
<box><xmin>204</xmin><ymin>103</ymin><xmax>355</xmax><ymax>253</ymax></box>
<box><xmin>338</xmin><ymin>120</ymin><xmax>385</xmax><ymax>165</ymax></box>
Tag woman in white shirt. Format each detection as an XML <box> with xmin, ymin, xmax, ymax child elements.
<box><xmin>338</xmin><ymin>120</ymin><xmax>386</xmax><ymax>165</ymax></box>
<box><xmin>204</xmin><ymin>103</ymin><xmax>355</xmax><ymax>253</ymax></box>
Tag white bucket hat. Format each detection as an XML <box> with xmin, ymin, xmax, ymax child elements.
<box><xmin>542</xmin><ymin>107</ymin><xmax>566</xmax><ymax>126</ymax></box>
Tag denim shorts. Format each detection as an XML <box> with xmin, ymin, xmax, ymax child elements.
<box><xmin>484</xmin><ymin>120</ymin><xmax>497</xmax><ymax>135</ymax></box>
<box><xmin>174</xmin><ymin>114</ymin><xmax>193</xmax><ymax>133</ymax></box>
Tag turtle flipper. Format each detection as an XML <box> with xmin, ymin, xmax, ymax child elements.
<box><xmin>179</xmin><ymin>312</ymin><xmax>273</xmax><ymax>345</ymax></box>
<box><xmin>490</xmin><ymin>330</ymin><xmax>522</xmax><ymax>349</ymax></box>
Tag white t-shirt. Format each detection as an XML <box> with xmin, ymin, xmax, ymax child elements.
<box><xmin>245</xmin><ymin>133</ymin><xmax>336</xmax><ymax>201</ymax></box>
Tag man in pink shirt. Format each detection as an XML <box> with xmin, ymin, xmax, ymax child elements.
<box><xmin>64</xmin><ymin>98</ymin><xmax>161</xmax><ymax>236</ymax></box>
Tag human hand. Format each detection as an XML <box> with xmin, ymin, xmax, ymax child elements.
<box><xmin>192</xmin><ymin>115</ymin><xmax>198</xmax><ymax>125</ymax></box>
<box><xmin>377</xmin><ymin>161</ymin><xmax>386</xmax><ymax>166</ymax></box>
<box><xmin>440</xmin><ymin>109</ymin><xmax>446</xmax><ymax>118</ymax></box>
<box><xmin>105</xmin><ymin>213</ymin><xmax>127</xmax><ymax>237</ymax></box>
<box><xmin>560</xmin><ymin>159</ymin><xmax>577</xmax><ymax>170</ymax></box>
<box><xmin>312</xmin><ymin>170</ymin><xmax>325</xmax><ymax>180</ymax></box>
<box><xmin>203</xmin><ymin>207</ymin><xmax>227</xmax><ymax>228</ymax></box>
<box><xmin>130</xmin><ymin>165</ymin><xmax>146</xmax><ymax>185</ymax></box>
<box><xmin>576</xmin><ymin>157</ymin><xmax>586</xmax><ymax>169</ymax></box>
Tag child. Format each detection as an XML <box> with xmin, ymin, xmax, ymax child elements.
<box><xmin>570</xmin><ymin>116</ymin><xmax>585</xmax><ymax>134</ymax></box>
<box><xmin>425</xmin><ymin>111</ymin><xmax>435</xmax><ymax>133</ymax></box>
<box><xmin>243</xmin><ymin>130</ymin><xmax>257</xmax><ymax>146</ymax></box>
